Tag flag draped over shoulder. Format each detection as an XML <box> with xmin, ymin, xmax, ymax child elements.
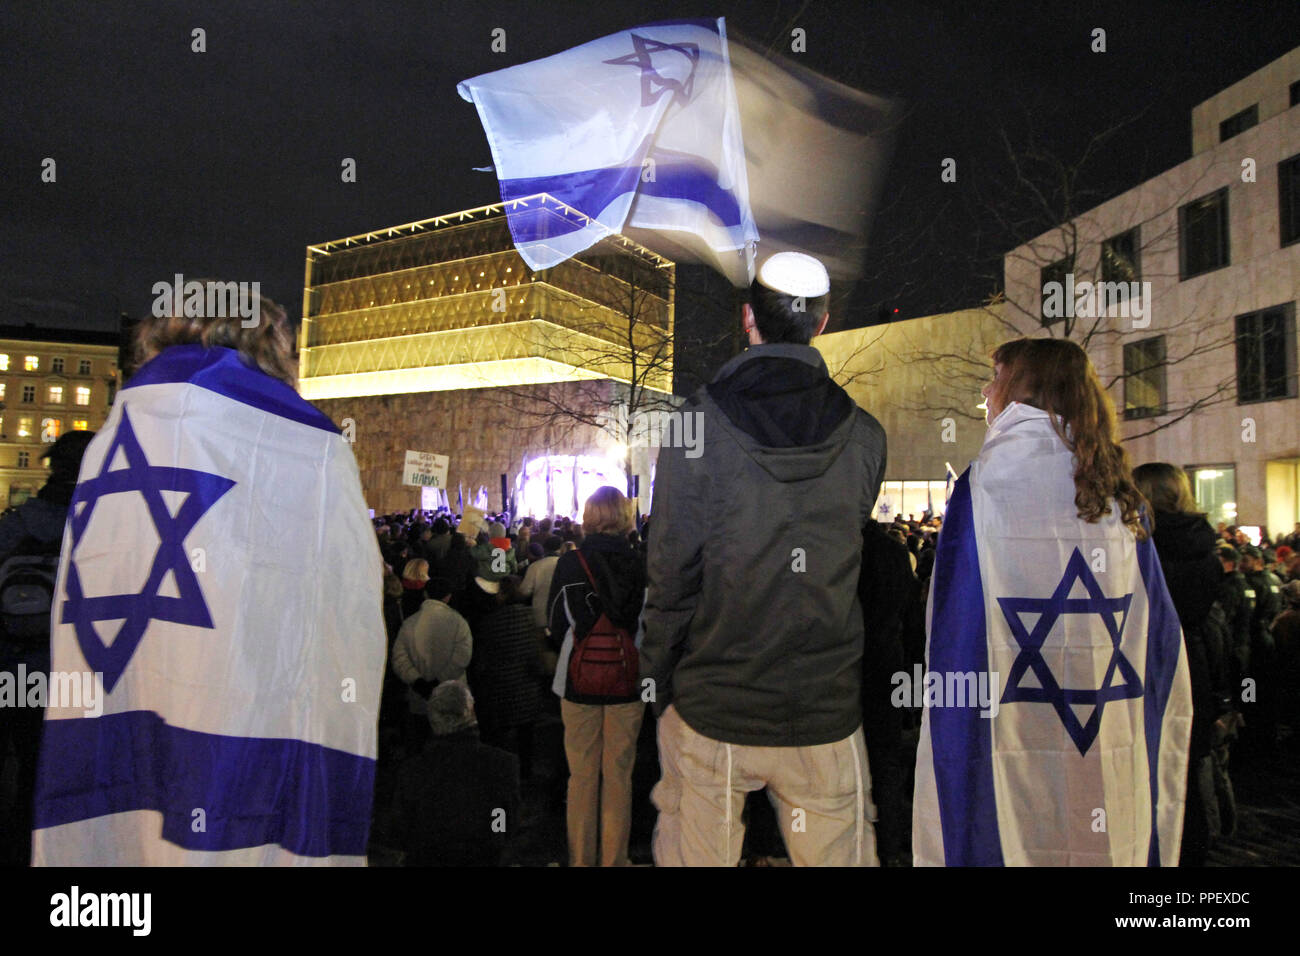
<box><xmin>32</xmin><ymin>345</ymin><xmax>385</xmax><ymax>866</ymax></box>
<box><xmin>457</xmin><ymin>17</ymin><xmax>758</xmax><ymax>284</ymax></box>
<box><xmin>914</xmin><ymin>402</ymin><xmax>1191</xmax><ymax>866</ymax></box>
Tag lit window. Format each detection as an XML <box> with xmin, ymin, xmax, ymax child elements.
<box><xmin>75</xmin><ymin>386</ymin><xmax>91</xmax><ymax>406</ymax></box>
<box><xmin>51</xmin><ymin>357</ymin><xmax>64</xmax><ymax>373</ymax></box>
<box><xmin>17</xmin><ymin>416</ymin><xmax>33</xmax><ymax>438</ymax></box>
<box><xmin>0</xmin><ymin>384</ymin><xmax>5</xmax><ymax>401</ymax></box>
<box><xmin>42</xmin><ymin>418</ymin><xmax>61</xmax><ymax>441</ymax></box>
<box><xmin>78</xmin><ymin>359</ymin><xmax>92</xmax><ymax>375</ymax></box>
<box><xmin>24</xmin><ymin>355</ymin><xmax>38</xmax><ymax>371</ymax></box>
<box><xmin>48</xmin><ymin>385</ymin><xmax>64</xmax><ymax>404</ymax></box>
<box><xmin>0</xmin><ymin>355</ymin><xmax>8</xmax><ymax>371</ymax></box>
<box><xmin>72</xmin><ymin>419</ymin><xmax>89</xmax><ymax>431</ymax></box>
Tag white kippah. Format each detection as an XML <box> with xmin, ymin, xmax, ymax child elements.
<box><xmin>757</xmin><ymin>251</ymin><xmax>830</xmax><ymax>298</ymax></box>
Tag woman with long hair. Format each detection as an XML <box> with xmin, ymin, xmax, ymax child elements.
<box><xmin>546</xmin><ymin>486</ymin><xmax>647</xmax><ymax>866</ymax></box>
<box><xmin>1133</xmin><ymin>462</ymin><xmax>1229</xmax><ymax>865</ymax></box>
<box><xmin>914</xmin><ymin>337</ymin><xmax>1191</xmax><ymax>867</ymax></box>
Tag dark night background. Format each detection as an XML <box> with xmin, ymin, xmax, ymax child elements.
<box><xmin>3</xmin><ymin>0</ymin><xmax>1300</xmax><ymax>338</ymax></box>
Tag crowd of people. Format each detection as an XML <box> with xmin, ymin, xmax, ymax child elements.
<box><xmin>3</xmin><ymin>250</ymin><xmax>1299</xmax><ymax>867</ymax></box>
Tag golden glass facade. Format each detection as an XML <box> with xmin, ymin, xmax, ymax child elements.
<box><xmin>300</xmin><ymin>194</ymin><xmax>674</xmax><ymax>400</ymax></box>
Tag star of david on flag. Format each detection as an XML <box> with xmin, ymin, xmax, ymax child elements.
<box><xmin>997</xmin><ymin>547</ymin><xmax>1143</xmax><ymax>756</ymax></box>
<box><xmin>61</xmin><ymin>407</ymin><xmax>235</xmax><ymax>693</ymax></box>
<box><xmin>602</xmin><ymin>33</ymin><xmax>700</xmax><ymax>107</ymax></box>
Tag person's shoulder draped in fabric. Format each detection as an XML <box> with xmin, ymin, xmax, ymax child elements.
<box><xmin>914</xmin><ymin>399</ymin><xmax>1191</xmax><ymax>866</ymax></box>
<box><xmin>32</xmin><ymin>342</ymin><xmax>385</xmax><ymax>865</ymax></box>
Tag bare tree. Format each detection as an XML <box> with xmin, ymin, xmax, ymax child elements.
<box><xmin>889</xmin><ymin>104</ymin><xmax>1243</xmax><ymax>438</ymax></box>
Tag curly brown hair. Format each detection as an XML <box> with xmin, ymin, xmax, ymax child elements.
<box><xmin>131</xmin><ymin>280</ymin><xmax>297</xmax><ymax>385</ymax></box>
<box><xmin>991</xmin><ymin>337</ymin><xmax>1147</xmax><ymax>538</ymax></box>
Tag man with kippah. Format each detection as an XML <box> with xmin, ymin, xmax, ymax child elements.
<box><xmin>642</xmin><ymin>251</ymin><xmax>887</xmax><ymax>866</ymax></box>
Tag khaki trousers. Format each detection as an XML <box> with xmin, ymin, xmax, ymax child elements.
<box><xmin>652</xmin><ymin>705</ymin><xmax>878</xmax><ymax>867</ymax></box>
<box><xmin>561</xmin><ymin>698</ymin><xmax>645</xmax><ymax>866</ymax></box>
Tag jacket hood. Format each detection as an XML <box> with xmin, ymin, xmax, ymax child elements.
<box><xmin>705</xmin><ymin>344</ymin><xmax>855</xmax><ymax>483</ymax></box>
<box><xmin>1151</xmin><ymin>509</ymin><xmax>1218</xmax><ymax>559</ymax></box>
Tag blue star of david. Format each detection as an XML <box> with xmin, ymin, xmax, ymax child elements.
<box><xmin>997</xmin><ymin>548</ymin><xmax>1142</xmax><ymax>756</ymax></box>
<box><xmin>603</xmin><ymin>33</ymin><xmax>700</xmax><ymax>107</ymax></box>
<box><xmin>61</xmin><ymin>408</ymin><xmax>236</xmax><ymax>693</ymax></box>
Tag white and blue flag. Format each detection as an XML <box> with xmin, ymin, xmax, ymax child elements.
<box><xmin>914</xmin><ymin>402</ymin><xmax>1191</xmax><ymax>866</ymax></box>
<box><xmin>32</xmin><ymin>344</ymin><xmax>385</xmax><ymax>865</ymax></box>
<box><xmin>457</xmin><ymin>18</ymin><xmax>758</xmax><ymax>283</ymax></box>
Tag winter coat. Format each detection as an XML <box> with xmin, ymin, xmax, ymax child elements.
<box><xmin>547</xmin><ymin>532</ymin><xmax>646</xmax><ymax>705</ymax></box>
<box><xmin>1149</xmin><ymin>509</ymin><xmax>1225</xmax><ymax>758</ymax></box>
<box><xmin>642</xmin><ymin>343</ymin><xmax>886</xmax><ymax>747</ymax></box>
<box><xmin>469</xmin><ymin>601</ymin><xmax>542</xmax><ymax>729</ymax></box>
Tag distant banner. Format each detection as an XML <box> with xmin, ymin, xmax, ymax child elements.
<box><xmin>402</xmin><ymin>450</ymin><xmax>449</xmax><ymax>489</ymax></box>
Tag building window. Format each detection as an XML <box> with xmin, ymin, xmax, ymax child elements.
<box><xmin>21</xmin><ymin>385</ymin><xmax>34</xmax><ymax>403</ymax></box>
<box><xmin>79</xmin><ymin>359</ymin><xmax>92</xmax><ymax>375</ymax></box>
<box><xmin>1281</xmin><ymin>153</ymin><xmax>1300</xmax><ymax>248</ymax></box>
<box><xmin>1291</xmin><ymin>80</ymin><xmax>1300</xmax><ymax>107</ymax></box>
<box><xmin>1219</xmin><ymin>105</ymin><xmax>1258</xmax><ymax>142</ymax></box>
<box><xmin>17</xmin><ymin>416</ymin><xmax>33</xmax><ymax>438</ymax></box>
<box><xmin>72</xmin><ymin>419</ymin><xmax>89</xmax><ymax>432</ymax></box>
<box><xmin>1124</xmin><ymin>336</ymin><xmax>1166</xmax><ymax>419</ymax></box>
<box><xmin>1102</xmin><ymin>227</ymin><xmax>1141</xmax><ymax>285</ymax></box>
<box><xmin>0</xmin><ymin>355</ymin><xmax>8</xmax><ymax>371</ymax></box>
<box><xmin>24</xmin><ymin>355</ymin><xmax>38</xmax><ymax>372</ymax></box>
<box><xmin>51</xmin><ymin>357</ymin><xmax>64</xmax><ymax>373</ymax></box>
<box><xmin>1188</xmin><ymin>466</ymin><xmax>1237</xmax><ymax>524</ymax></box>
<box><xmin>16</xmin><ymin>451</ymin><xmax>29</xmax><ymax>469</ymax></box>
<box><xmin>1180</xmin><ymin>188</ymin><xmax>1229</xmax><ymax>279</ymax></box>
<box><xmin>75</xmin><ymin>386</ymin><xmax>91</xmax><ymax>405</ymax></box>
<box><xmin>42</xmin><ymin>418</ymin><xmax>61</xmax><ymax>441</ymax></box>
<box><xmin>1236</xmin><ymin>303</ymin><xmax>1297</xmax><ymax>404</ymax></box>
<box><xmin>0</xmin><ymin>384</ymin><xmax>5</xmax><ymax>401</ymax></box>
<box><xmin>1039</xmin><ymin>256</ymin><xmax>1074</xmax><ymax>324</ymax></box>
<box><xmin>48</xmin><ymin>385</ymin><xmax>64</xmax><ymax>404</ymax></box>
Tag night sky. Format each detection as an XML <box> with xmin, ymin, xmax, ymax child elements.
<box><xmin>3</xmin><ymin>0</ymin><xmax>1299</xmax><ymax>337</ymax></box>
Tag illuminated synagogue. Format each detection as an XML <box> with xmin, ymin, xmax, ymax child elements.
<box><xmin>300</xmin><ymin>194</ymin><xmax>676</xmax><ymax>515</ymax></box>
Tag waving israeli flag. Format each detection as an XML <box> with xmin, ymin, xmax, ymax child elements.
<box><xmin>914</xmin><ymin>402</ymin><xmax>1191</xmax><ymax>866</ymax></box>
<box><xmin>32</xmin><ymin>345</ymin><xmax>385</xmax><ymax>865</ymax></box>
<box><xmin>457</xmin><ymin>18</ymin><xmax>757</xmax><ymax>283</ymax></box>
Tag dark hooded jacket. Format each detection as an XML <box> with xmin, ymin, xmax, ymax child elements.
<box><xmin>642</xmin><ymin>343</ymin><xmax>887</xmax><ymax>747</ymax></box>
<box><xmin>1150</xmin><ymin>509</ymin><xmax>1225</xmax><ymax>758</ymax></box>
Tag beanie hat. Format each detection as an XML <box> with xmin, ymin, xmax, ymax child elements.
<box><xmin>427</xmin><ymin>681</ymin><xmax>477</xmax><ymax>735</ymax></box>
<box><xmin>489</xmin><ymin>521</ymin><xmax>507</xmax><ymax>538</ymax></box>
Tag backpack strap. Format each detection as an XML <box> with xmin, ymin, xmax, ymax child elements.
<box><xmin>574</xmin><ymin>548</ymin><xmax>599</xmax><ymax>593</ymax></box>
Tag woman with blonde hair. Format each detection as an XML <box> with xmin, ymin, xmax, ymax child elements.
<box><xmin>546</xmin><ymin>485</ymin><xmax>647</xmax><ymax>865</ymax></box>
<box><xmin>914</xmin><ymin>337</ymin><xmax>1191</xmax><ymax>867</ymax></box>
<box><xmin>401</xmin><ymin>557</ymin><xmax>431</xmax><ymax>618</ymax></box>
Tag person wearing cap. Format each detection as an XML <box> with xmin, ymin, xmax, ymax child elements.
<box><xmin>0</xmin><ymin>430</ymin><xmax>95</xmax><ymax>864</ymax></box>
<box><xmin>1271</xmin><ymin>579</ymin><xmax>1300</xmax><ymax>735</ymax></box>
<box><xmin>642</xmin><ymin>251</ymin><xmax>887</xmax><ymax>867</ymax></box>
<box><xmin>1216</xmin><ymin>543</ymin><xmax>1255</xmax><ymax>705</ymax></box>
<box><xmin>1241</xmin><ymin>543</ymin><xmax>1283</xmax><ymax>754</ymax></box>
<box><xmin>387</xmin><ymin>681</ymin><xmax>520</xmax><ymax>866</ymax></box>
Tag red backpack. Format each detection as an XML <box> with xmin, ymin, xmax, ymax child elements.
<box><xmin>567</xmin><ymin>550</ymin><xmax>640</xmax><ymax>699</ymax></box>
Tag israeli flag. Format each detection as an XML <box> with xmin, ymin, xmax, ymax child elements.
<box><xmin>457</xmin><ymin>18</ymin><xmax>758</xmax><ymax>283</ymax></box>
<box><xmin>914</xmin><ymin>402</ymin><xmax>1191</xmax><ymax>866</ymax></box>
<box><xmin>32</xmin><ymin>345</ymin><xmax>385</xmax><ymax>865</ymax></box>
